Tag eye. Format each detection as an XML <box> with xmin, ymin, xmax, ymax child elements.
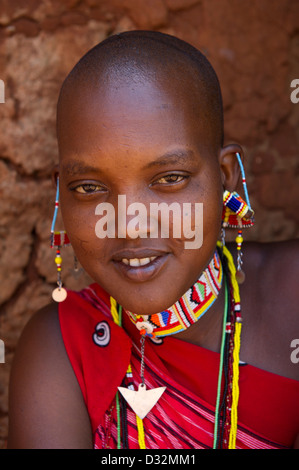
<box><xmin>71</xmin><ymin>183</ymin><xmax>106</xmax><ymax>194</ymax></box>
<box><xmin>157</xmin><ymin>175</ymin><xmax>184</xmax><ymax>184</ymax></box>
<box><xmin>152</xmin><ymin>174</ymin><xmax>189</xmax><ymax>186</ymax></box>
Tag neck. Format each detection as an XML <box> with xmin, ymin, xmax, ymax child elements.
<box><xmin>124</xmin><ymin>249</ymin><xmax>223</xmax><ymax>344</ymax></box>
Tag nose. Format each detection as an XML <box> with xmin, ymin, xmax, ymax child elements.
<box><xmin>95</xmin><ymin>185</ymin><xmax>155</xmax><ymax>241</ymax></box>
<box><xmin>117</xmin><ymin>194</ymin><xmax>152</xmax><ymax>239</ymax></box>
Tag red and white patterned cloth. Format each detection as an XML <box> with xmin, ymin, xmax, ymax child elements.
<box><xmin>59</xmin><ymin>283</ymin><xmax>299</xmax><ymax>449</ymax></box>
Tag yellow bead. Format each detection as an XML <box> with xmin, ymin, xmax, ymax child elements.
<box><xmin>235</xmin><ymin>236</ymin><xmax>243</xmax><ymax>244</ymax></box>
<box><xmin>55</xmin><ymin>256</ymin><xmax>62</xmax><ymax>264</ymax></box>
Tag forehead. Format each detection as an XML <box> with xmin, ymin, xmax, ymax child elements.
<box><xmin>57</xmin><ymin>63</ymin><xmax>215</xmax><ymax>162</ymax></box>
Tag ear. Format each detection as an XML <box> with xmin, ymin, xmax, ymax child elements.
<box><xmin>218</xmin><ymin>144</ymin><xmax>243</xmax><ymax>192</ymax></box>
<box><xmin>51</xmin><ymin>164</ymin><xmax>59</xmax><ymax>188</ymax></box>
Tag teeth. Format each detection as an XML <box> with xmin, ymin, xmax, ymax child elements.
<box><xmin>139</xmin><ymin>258</ymin><xmax>151</xmax><ymax>266</ymax></box>
<box><xmin>121</xmin><ymin>256</ymin><xmax>157</xmax><ymax>267</ymax></box>
<box><xmin>129</xmin><ymin>258</ymin><xmax>141</xmax><ymax>267</ymax></box>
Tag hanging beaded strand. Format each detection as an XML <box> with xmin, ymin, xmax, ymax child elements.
<box><xmin>110</xmin><ymin>297</ymin><xmax>146</xmax><ymax>450</ymax></box>
<box><xmin>222</xmin><ymin>153</ymin><xmax>254</xmax><ymax>285</ymax></box>
<box><xmin>54</xmin><ymin>247</ymin><xmax>64</xmax><ymax>294</ymax></box>
<box><xmin>213</xmin><ymin>264</ymin><xmax>229</xmax><ymax>449</ymax></box>
<box><xmin>50</xmin><ymin>177</ymin><xmax>69</xmax><ymax>302</ymax></box>
<box><xmin>235</xmin><ymin>229</ymin><xmax>245</xmax><ymax>284</ymax></box>
<box><xmin>214</xmin><ymin>252</ymin><xmax>234</xmax><ymax>449</ymax></box>
<box><xmin>50</xmin><ymin>177</ymin><xmax>60</xmax><ymax>248</ymax></box>
<box><xmin>213</xmin><ymin>242</ymin><xmax>242</xmax><ymax>449</ymax></box>
<box><xmin>235</xmin><ymin>152</ymin><xmax>253</xmax><ymax>284</ymax></box>
<box><xmin>236</xmin><ymin>152</ymin><xmax>252</xmax><ymax>210</ymax></box>
<box><xmin>226</xmin><ymin>244</ymin><xmax>242</xmax><ymax>449</ymax></box>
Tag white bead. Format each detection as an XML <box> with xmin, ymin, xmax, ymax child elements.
<box><xmin>52</xmin><ymin>287</ymin><xmax>67</xmax><ymax>302</ymax></box>
<box><xmin>136</xmin><ymin>321</ymin><xmax>154</xmax><ymax>334</ymax></box>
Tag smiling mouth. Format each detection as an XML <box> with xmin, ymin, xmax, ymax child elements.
<box><xmin>121</xmin><ymin>256</ymin><xmax>158</xmax><ymax>267</ymax></box>
<box><xmin>112</xmin><ymin>251</ymin><xmax>169</xmax><ymax>282</ymax></box>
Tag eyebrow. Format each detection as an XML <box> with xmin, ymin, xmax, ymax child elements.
<box><xmin>61</xmin><ymin>149</ymin><xmax>196</xmax><ymax>176</ymax></box>
<box><xmin>143</xmin><ymin>149</ymin><xmax>196</xmax><ymax>170</ymax></box>
<box><xmin>61</xmin><ymin>161</ymin><xmax>101</xmax><ymax>176</ymax></box>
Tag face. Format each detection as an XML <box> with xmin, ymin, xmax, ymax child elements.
<box><xmin>57</xmin><ymin>70</ymin><xmax>225</xmax><ymax>314</ymax></box>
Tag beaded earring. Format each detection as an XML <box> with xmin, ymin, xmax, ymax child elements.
<box><xmin>222</xmin><ymin>153</ymin><xmax>254</xmax><ymax>284</ymax></box>
<box><xmin>50</xmin><ymin>177</ymin><xmax>70</xmax><ymax>302</ymax></box>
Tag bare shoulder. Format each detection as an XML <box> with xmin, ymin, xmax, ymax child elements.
<box><xmin>8</xmin><ymin>302</ymin><xmax>92</xmax><ymax>449</ymax></box>
<box><xmin>240</xmin><ymin>239</ymin><xmax>299</xmax><ymax>380</ymax></box>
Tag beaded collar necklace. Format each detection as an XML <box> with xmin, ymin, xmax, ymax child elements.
<box><xmin>124</xmin><ymin>249</ymin><xmax>223</xmax><ymax>343</ymax></box>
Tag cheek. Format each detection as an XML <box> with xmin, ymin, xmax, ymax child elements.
<box><xmin>203</xmin><ymin>194</ymin><xmax>223</xmax><ymax>235</ymax></box>
<box><xmin>60</xmin><ymin>197</ymin><xmax>103</xmax><ymax>259</ymax></box>
<box><xmin>179</xmin><ymin>176</ymin><xmax>223</xmax><ymax>245</ymax></box>
<box><xmin>203</xmin><ymin>170</ymin><xmax>223</xmax><ymax>222</ymax></box>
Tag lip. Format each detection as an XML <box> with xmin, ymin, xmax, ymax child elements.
<box><xmin>112</xmin><ymin>249</ymin><xmax>170</xmax><ymax>282</ymax></box>
<box><xmin>112</xmin><ymin>248</ymin><xmax>168</xmax><ymax>261</ymax></box>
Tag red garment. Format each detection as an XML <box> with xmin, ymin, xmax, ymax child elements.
<box><xmin>58</xmin><ymin>283</ymin><xmax>299</xmax><ymax>449</ymax></box>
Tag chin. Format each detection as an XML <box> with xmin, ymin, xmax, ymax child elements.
<box><xmin>109</xmin><ymin>281</ymin><xmax>190</xmax><ymax>315</ymax></box>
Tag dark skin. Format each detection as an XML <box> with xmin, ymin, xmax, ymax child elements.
<box><xmin>8</xmin><ymin>61</ymin><xmax>299</xmax><ymax>449</ymax></box>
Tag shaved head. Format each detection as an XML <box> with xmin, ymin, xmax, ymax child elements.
<box><xmin>57</xmin><ymin>30</ymin><xmax>224</xmax><ymax>151</ymax></box>
<box><xmin>55</xmin><ymin>31</ymin><xmax>235</xmax><ymax>315</ymax></box>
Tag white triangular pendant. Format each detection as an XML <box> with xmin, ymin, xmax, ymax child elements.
<box><xmin>118</xmin><ymin>383</ymin><xmax>166</xmax><ymax>420</ymax></box>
